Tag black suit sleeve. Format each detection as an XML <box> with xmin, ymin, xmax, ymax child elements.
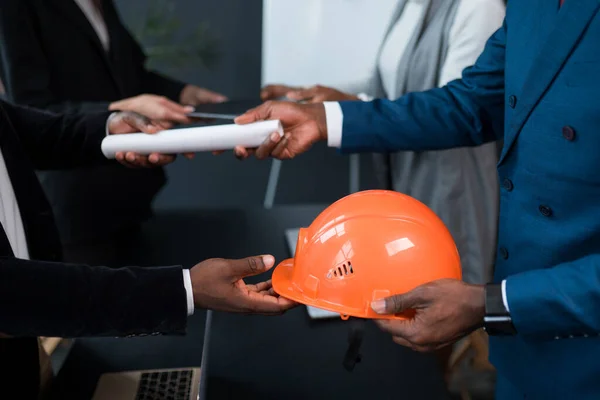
<box><xmin>0</xmin><ymin>0</ymin><xmax>110</xmax><ymax>113</ymax></box>
<box><xmin>0</xmin><ymin>257</ymin><xmax>187</xmax><ymax>337</ymax></box>
<box><xmin>1</xmin><ymin>100</ymin><xmax>110</xmax><ymax>170</ymax></box>
<box><xmin>142</xmin><ymin>70</ymin><xmax>187</xmax><ymax>103</ymax></box>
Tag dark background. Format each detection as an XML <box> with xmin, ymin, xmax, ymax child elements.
<box><xmin>113</xmin><ymin>0</ymin><xmax>379</xmax><ymax>210</ymax></box>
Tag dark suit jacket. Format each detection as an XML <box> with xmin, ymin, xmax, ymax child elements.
<box><xmin>0</xmin><ymin>100</ymin><xmax>187</xmax><ymax>399</ymax></box>
<box><xmin>0</xmin><ymin>0</ymin><xmax>188</xmax><ymax>244</ymax></box>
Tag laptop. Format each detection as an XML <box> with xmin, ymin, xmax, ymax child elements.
<box><xmin>91</xmin><ymin>310</ymin><xmax>213</xmax><ymax>400</ymax></box>
<box><xmin>284</xmin><ymin>228</ymin><xmax>339</xmax><ymax>320</ymax></box>
<box><xmin>91</xmin><ymin>367</ymin><xmax>202</xmax><ymax>400</ymax></box>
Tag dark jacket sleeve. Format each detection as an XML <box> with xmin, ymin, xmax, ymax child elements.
<box><xmin>0</xmin><ymin>0</ymin><xmax>111</xmax><ymax>113</ymax></box>
<box><xmin>1</xmin><ymin>99</ymin><xmax>111</xmax><ymax>170</ymax></box>
<box><xmin>142</xmin><ymin>70</ymin><xmax>187</xmax><ymax>103</ymax></box>
<box><xmin>0</xmin><ymin>257</ymin><xmax>187</xmax><ymax>338</ymax></box>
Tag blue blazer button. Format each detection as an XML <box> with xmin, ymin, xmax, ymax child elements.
<box><xmin>539</xmin><ymin>205</ymin><xmax>553</xmax><ymax>217</ymax></box>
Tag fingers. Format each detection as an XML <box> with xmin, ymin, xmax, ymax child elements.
<box><xmin>157</xmin><ymin>120</ymin><xmax>174</xmax><ymax>130</ymax></box>
<box><xmin>226</xmin><ymin>255</ymin><xmax>275</xmax><ymax>280</ymax></box>
<box><xmin>392</xmin><ymin>336</ymin><xmax>415</xmax><ymax>349</ymax></box>
<box><xmin>235</xmin><ymin>101</ymin><xmax>274</xmax><ymax>125</ymax></box>
<box><xmin>201</xmin><ymin>90</ymin><xmax>228</xmax><ymax>103</ymax></box>
<box><xmin>260</xmin><ymin>86</ymin><xmax>273</xmax><ymax>101</ymax></box>
<box><xmin>147</xmin><ymin>153</ymin><xmax>177</xmax><ymax>166</ymax></box>
<box><xmin>270</xmin><ymin>133</ymin><xmax>292</xmax><ymax>160</ymax></box>
<box><xmin>371</xmin><ymin>287</ymin><xmax>426</xmax><ymax>315</ymax></box>
<box><xmin>119</xmin><ymin>152</ymin><xmax>176</xmax><ymax>168</ymax></box>
<box><xmin>234</xmin><ymin>146</ymin><xmax>252</xmax><ymax>160</ymax></box>
<box><xmin>243</xmin><ymin>293</ymin><xmax>299</xmax><ymax>315</ymax></box>
<box><xmin>261</xmin><ymin>85</ymin><xmax>292</xmax><ymax>101</ymax></box>
<box><xmin>246</xmin><ymin>280</ymin><xmax>273</xmax><ymax>293</ymax></box>
<box><xmin>287</xmin><ymin>86</ymin><xmax>319</xmax><ymax>102</ymax></box>
<box><xmin>308</xmin><ymin>95</ymin><xmax>328</xmax><ymax>104</ymax></box>
<box><xmin>159</xmin><ymin>100</ymin><xmax>194</xmax><ymax>124</ymax></box>
<box><xmin>115</xmin><ymin>152</ymin><xmax>139</xmax><ymax>168</ymax></box>
<box><xmin>375</xmin><ymin>319</ymin><xmax>413</xmax><ymax>337</ymax></box>
<box><xmin>254</xmin><ymin>131</ymin><xmax>282</xmax><ymax>160</ymax></box>
<box><xmin>120</xmin><ymin>112</ymin><xmax>161</xmax><ymax>134</ymax></box>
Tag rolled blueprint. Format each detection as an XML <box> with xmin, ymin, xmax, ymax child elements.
<box><xmin>101</xmin><ymin>120</ymin><xmax>283</xmax><ymax>159</ymax></box>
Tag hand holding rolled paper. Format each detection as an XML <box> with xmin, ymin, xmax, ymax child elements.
<box><xmin>102</xmin><ymin>120</ymin><xmax>284</xmax><ymax>159</ymax></box>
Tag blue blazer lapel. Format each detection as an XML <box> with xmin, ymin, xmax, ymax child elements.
<box><xmin>498</xmin><ymin>0</ymin><xmax>600</xmax><ymax>164</ymax></box>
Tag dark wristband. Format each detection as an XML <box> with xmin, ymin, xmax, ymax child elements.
<box><xmin>483</xmin><ymin>283</ymin><xmax>517</xmax><ymax>336</ymax></box>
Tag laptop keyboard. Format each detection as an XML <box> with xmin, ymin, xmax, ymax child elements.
<box><xmin>135</xmin><ymin>370</ymin><xmax>193</xmax><ymax>400</ymax></box>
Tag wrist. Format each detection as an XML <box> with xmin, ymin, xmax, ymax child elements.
<box><xmin>188</xmin><ymin>265</ymin><xmax>206</xmax><ymax>309</ymax></box>
<box><xmin>467</xmin><ymin>284</ymin><xmax>486</xmax><ymax>329</ymax></box>
<box><xmin>307</xmin><ymin>103</ymin><xmax>328</xmax><ymax>142</ymax></box>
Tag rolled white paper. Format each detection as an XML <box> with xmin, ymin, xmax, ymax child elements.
<box><xmin>101</xmin><ymin>120</ymin><xmax>283</xmax><ymax>159</ymax></box>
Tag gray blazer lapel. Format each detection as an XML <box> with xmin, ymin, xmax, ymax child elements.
<box><xmin>368</xmin><ymin>0</ymin><xmax>409</xmax><ymax>98</ymax></box>
<box><xmin>499</xmin><ymin>0</ymin><xmax>600</xmax><ymax>164</ymax></box>
<box><xmin>393</xmin><ymin>0</ymin><xmax>431</xmax><ymax>98</ymax></box>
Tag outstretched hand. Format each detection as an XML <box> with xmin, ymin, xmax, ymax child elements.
<box><xmin>107</xmin><ymin>111</ymin><xmax>195</xmax><ymax>168</ymax></box>
<box><xmin>229</xmin><ymin>101</ymin><xmax>328</xmax><ymax>160</ymax></box>
<box><xmin>189</xmin><ymin>255</ymin><xmax>299</xmax><ymax>315</ymax></box>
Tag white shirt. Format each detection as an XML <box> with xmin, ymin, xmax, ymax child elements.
<box><xmin>323</xmin><ymin>0</ymin><xmax>510</xmax><ymax>310</ymax></box>
<box><xmin>0</xmin><ymin>153</ymin><xmax>29</xmax><ymax>260</ymax></box>
<box><xmin>73</xmin><ymin>0</ymin><xmax>110</xmax><ymax>52</ymax></box>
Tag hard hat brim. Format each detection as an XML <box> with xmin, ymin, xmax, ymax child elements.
<box><xmin>272</xmin><ymin>259</ymin><xmax>409</xmax><ymax>321</ymax></box>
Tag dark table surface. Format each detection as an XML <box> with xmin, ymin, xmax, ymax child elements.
<box><xmin>49</xmin><ymin>206</ymin><xmax>449</xmax><ymax>400</ymax></box>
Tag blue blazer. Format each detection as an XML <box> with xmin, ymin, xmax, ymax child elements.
<box><xmin>337</xmin><ymin>0</ymin><xmax>600</xmax><ymax>398</ymax></box>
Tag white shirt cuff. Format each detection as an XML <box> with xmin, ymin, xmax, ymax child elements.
<box><xmin>356</xmin><ymin>93</ymin><xmax>374</xmax><ymax>102</ymax></box>
<box><xmin>105</xmin><ymin>112</ymin><xmax>118</xmax><ymax>137</ymax></box>
<box><xmin>323</xmin><ymin>102</ymin><xmax>343</xmax><ymax>148</ymax></box>
<box><xmin>501</xmin><ymin>279</ymin><xmax>510</xmax><ymax>312</ymax></box>
<box><xmin>182</xmin><ymin>269</ymin><xmax>195</xmax><ymax>316</ymax></box>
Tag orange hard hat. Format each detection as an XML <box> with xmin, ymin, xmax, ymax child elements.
<box><xmin>272</xmin><ymin>190</ymin><xmax>462</xmax><ymax>320</ymax></box>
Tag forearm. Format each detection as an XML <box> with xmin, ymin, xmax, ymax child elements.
<box><xmin>325</xmin><ymin>20</ymin><xmax>508</xmax><ymax>154</ymax></box>
<box><xmin>335</xmin><ymin>81</ymin><xmax>503</xmax><ymax>153</ymax></box>
<box><xmin>0</xmin><ymin>257</ymin><xmax>188</xmax><ymax>338</ymax></box>
<box><xmin>43</xmin><ymin>100</ymin><xmax>112</xmax><ymax>114</ymax></box>
<box><xmin>1</xmin><ymin>100</ymin><xmax>111</xmax><ymax>169</ymax></box>
<box><xmin>505</xmin><ymin>254</ymin><xmax>600</xmax><ymax>340</ymax></box>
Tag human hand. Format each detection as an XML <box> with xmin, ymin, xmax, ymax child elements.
<box><xmin>180</xmin><ymin>84</ymin><xmax>228</xmax><ymax>105</ymax></box>
<box><xmin>226</xmin><ymin>101</ymin><xmax>327</xmax><ymax>160</ymax></box>
<box><xmin>107</xmin><ymin>111</ymin><xmax>195</xmax><ymax>168</ymax></box>
<box><xmin>286</xmin><ymin>85</ymin><xmax>359</xmax><ymax>103</ymax></box>
<box><xmin>189</xmin><ymin>255</ymin><xmax>298</xmax><ymax>315</ymax></box>
<box><xmin>371</xmin><ymin>279</ymin><xmax>485</xmax><ymax>352</ymax></box>
<box><xmin>109</xmin><ymin>94</ymin><xmax>194</xmax><ymax>125</ymax></box>
<box><xmin>260</xmin><ymin>84</ymin><xmax>301</xmax><ymax>101</ymax></box>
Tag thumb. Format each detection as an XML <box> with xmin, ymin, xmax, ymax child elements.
<box><xmin>226</xmin><ymin>255</ymin><xmax>275</xmax><ymax>280</ymax></box>
<box><xmin>235</xmin><ymin>102</ymin><xmax>274</xmax><ymax>125</ymax></box>
<box><xmin>371</xmin><ymin>289</ymin><xmax>425</xmax><ymax>315</ymax></box>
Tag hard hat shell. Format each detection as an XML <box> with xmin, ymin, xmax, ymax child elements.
<box><xmin>272</xmin><ymin>190</ymin><xmax>462</xmax><ymax>320</ymax></box>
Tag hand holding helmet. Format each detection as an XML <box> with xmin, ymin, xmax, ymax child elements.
<box><xmin>271</xmin><ymin>190</ymin><xmax>463</xmax><ymax>320</ymax></box>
